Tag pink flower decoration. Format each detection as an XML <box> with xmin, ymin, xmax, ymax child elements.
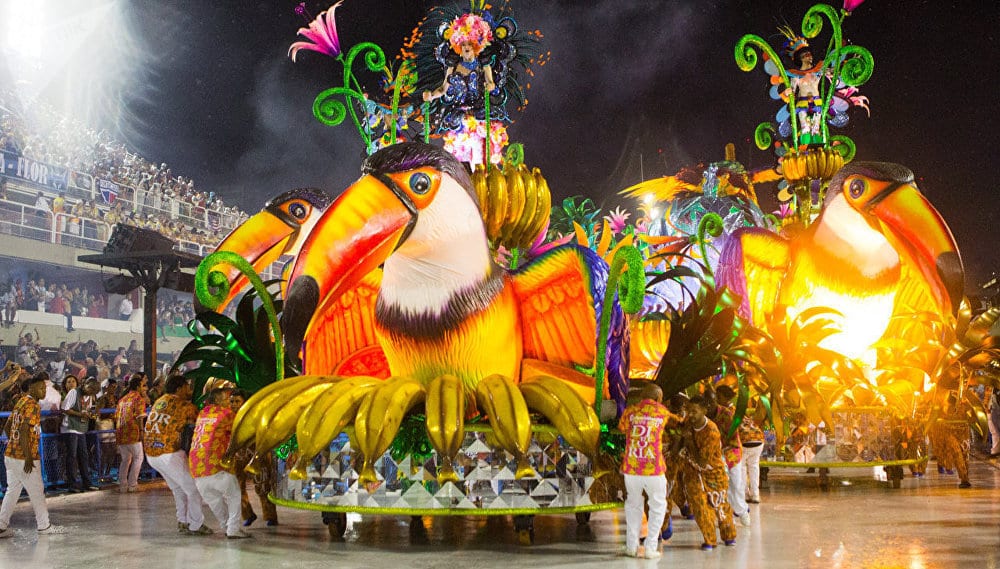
<box><xmin>289</xmin><ymin>1</ymin><xmax>344</xmax><ymax>62</ymax></box>
<box><xmin>843</xmin><ymin>0</ymin><xmax>866</xmax><ymax>13</ymax></box>
<box><xmin>605</xmin><ymin>206</ymin><xmax>631</xmax><ymax>235</ymax></box>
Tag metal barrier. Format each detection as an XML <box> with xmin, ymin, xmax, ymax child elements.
<box><xmin>52</xmin><ymin>212</ymin><xmax>112</xmax><ymax>251</ymax></box>
<box><xmin>0</xmin><ymin>200</ymin><xmax>54</xmax><ymax>243</ymax></box>
<box><xmin>0</xmin><ymin>409</ymin><xmax>158</xmax><ymax>493</ymax></box>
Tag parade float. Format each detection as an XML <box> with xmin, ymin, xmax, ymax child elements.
<box><xmin>177</xmin><ymin>0</ymin><xmax>997</xmax><ymax>544</ymax></box>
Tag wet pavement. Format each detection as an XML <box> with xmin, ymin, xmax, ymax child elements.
<box><xmin>0</xmin><ymin>459</ymin><xmax>997</xmax><ymax>568</ymax></box>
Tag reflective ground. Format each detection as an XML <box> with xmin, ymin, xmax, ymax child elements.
<box><xmin>0</xmin><ymin>459</ymin><xmax>997</xmax><ymax>569</ymax></box>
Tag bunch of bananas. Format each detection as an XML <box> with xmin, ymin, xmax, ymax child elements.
<box><xmin>781</xmin><ymin>147</ymin><xmax>845</xmax><ymax>182</ymax></box>
<box><xmin>471</xmin><ymin>164</ymin><xmax>552</xmax><ymax>251</ymax></box>
<box><xmin>226</xmin><ymin>371</ymin><xmax>606</xmax><ymax>486</ymax></box>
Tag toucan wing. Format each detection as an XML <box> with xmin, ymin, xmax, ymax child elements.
<box><xmin>511</xmin><ymin>245</ymin><xmax>627</xmax><ymax>405</ymax></box>
<box><xmin>717</xmin><ymin>227</ymin><xmax>791</xmax><ymax>327</ymax></box>
<box><xmin>302</xmin><ymin>268</ymin><xmax>389</xmax><ymax>378</ymax></box>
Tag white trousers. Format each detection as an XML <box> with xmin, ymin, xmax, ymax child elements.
<box><xmin>727</xmin><ymin>457</ymin><xmax>748</xmax><ymax>517</ymax></box>
<box><xmin>0</xmin><ymin>457</ymin><xmax>49</xmax><ymax>530</ymax></box>
<box><xmin>743</xmin><ymin>444</ymin><xmax>764</xmax><ymax>501</ymax></box>
<box><xmin>989</xmin><ymin>404</ymin><xmax>1000</xmax><ymax>454</ymax></box>
<box><xmin>118</xmin><ymin>442</ymin><xmax>144</xmax><ymax>490</ymax></box>
<box><xmin>194</xmin><ymin>471</ymin><xmax>242</xmax><ymax>536</ymax></box>
<box><xmin>624</xmin><ymin>473</ymin><xmax>667</xmax><ymax>552</ymax></box>
<box><xmin>148</xmin><ymin>451</ymin><xmax>205</xmax><ymax>530</ymax></box>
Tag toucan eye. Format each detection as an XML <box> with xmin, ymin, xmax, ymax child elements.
<box><xmin>409</xmin><ymin>172</ymin><xmax>431</xmax><ymax>195</ymax></box>
<box><xmin>288</xmin><ymin>202</ymin><xmax>307</xmax><ymax>219</ymax></box>
<box><xmin>848</xmin><ymin>178</ymin><xmax>866</xmax><ymax>199</ymax></box>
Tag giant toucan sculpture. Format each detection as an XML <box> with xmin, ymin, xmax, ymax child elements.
<box><xmin>214</xmin><ymin>143</ymin><xmax>627</xmax><ymax>484</ymax></box>
<box><xmin>212</xmin><ymin>187</ymin><xmax>332</xmax><ymax>308</ymax></box>
<box><xmin>718</xmin><ymin>161</ymin><xmax>964</xmax><ymax>361</ymax></box>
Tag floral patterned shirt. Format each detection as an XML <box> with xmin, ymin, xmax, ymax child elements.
<box><xmin>618</xmin><ymin>399</ymin><xmax>673</xmax><ymax>476</ymax></box>
<box><xmin>143</xmin><ymin>394</ymin><xmax>197</xmax><ymax>457</ymax></box>
<box><xmin>189</xmin><ymin>404</ymin><xmax>234</xmax><ymax>478</ymax></box>
<box><xmin>116</xmin><ymin>391</ymin><xmax>147</xmax><ymax>445</ymax></box>
<box><xmin>739</xmin><ymin>416</ymin><xmax>766</xmax><ymax>445</ymax></box>
<box><xmin>683</xmin><ymin>417</ymin><xmax>727</xmax><ymax>472</ymax></box>
<box><xmin>5</xmin><ymin>394</ymin><xmax>40</xmax><ymax>461</ymax></box>
<box><xmin>711</xmin><ymin>404</ymin><xmax>743</xmax><ymax>468</ymax></box>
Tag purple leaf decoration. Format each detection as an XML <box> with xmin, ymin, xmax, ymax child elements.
<box><xmin>288</xmin><ymin>1</ymin><xmax>344</xmax><ymax>62</ymax></box>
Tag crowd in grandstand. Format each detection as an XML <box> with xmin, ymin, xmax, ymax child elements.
<box><xmin>0</xmin><ymin>87</ymin><xmax>247</xmax><ymax>250</ymax></box>
<box><xmin>0</xmin><ymin>278</ymin><xmax>113</xmax><ymax>330</ymax></box>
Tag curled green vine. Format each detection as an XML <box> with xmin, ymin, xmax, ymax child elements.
<box><xmin>735</xmin><ymin>35</ymin><xmax>798</xmax><ymax>148</ymax></box>
<box><xmin>802</xmin><ymin>3</ymin><xmax>843</xmax><ymax>49</ymax></box>
<box><xmin>505</xmin><ymin>143</ymin><xmax>525</xmax><ymax>169</ymax></box>
<box><xmin>754</xmin><ymin>122</ymin><xmax>776</xmax><ymax>151</ymax></box>
<box><xmin>195</xmin><ymin>251</ymin><xmax>284</xmax><ymax>384</ymax></box>
<box><xmin>594</xmin><ymin>245</ymin><xmax>645</xmax><ymax>417</ymax></box>
<box><xmin>828</xmin><ymin>45</ymin><xmax>874</xmax><ymax>86</ymax></box>
<box><xmin>829</xmin><ymin>135</ymin><xmax>856</xmax><ymax>162</ymax></box>
<box><xmin>696</xmin><ymin>213</ymin><xmax>724</xmax><ymax>281</ymax></box>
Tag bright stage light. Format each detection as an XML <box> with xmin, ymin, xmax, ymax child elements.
<box><xmin>4</xmin><ymin>3</ymin><xmax>44</xmax><ymax>60</ymax></box>
<box><xmin>789</xmin><ymin>285</ymin><xmax>894</xmax><ymax>364</ymax></box>
<box><xmin>3</xmin><ymin>0</ymin><xmax>149</xmax><ymax>140</ymax></box>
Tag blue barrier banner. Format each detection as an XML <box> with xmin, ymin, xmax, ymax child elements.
<box><xmin>0</xmin><ymin>149</ymin><xmax>69</xmax><ymax>192</ymax></box>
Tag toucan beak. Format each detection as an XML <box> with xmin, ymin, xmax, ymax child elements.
<box><xmin>212</xmin><ymin>209</ymin><xmax>298</xmax><ymax>309</ymax></box>
<box><xmin>282</xmin><ymin>175</ymin><xmax>415</xmax><ymax>359</ymax></box>
<box><xmin>871</xmin><ymin>183</ymin><xmax>964</xmax><ymax>316</ymax></box>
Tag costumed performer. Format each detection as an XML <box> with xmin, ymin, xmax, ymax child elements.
<box><xmin>680</xmin><ymin>395</ymin><xmax>737</xmax><ymax>550</ymax></box>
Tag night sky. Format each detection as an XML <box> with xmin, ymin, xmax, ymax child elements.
<box><xmin>14</xmin><ymin>0</ymin><xmax>999</xmax><ymax>290</ymax></box>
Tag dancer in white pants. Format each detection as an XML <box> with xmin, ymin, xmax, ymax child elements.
<box><xmin>617</xmin><ymin>382</ymin><xmax>674</xmax><ymax>559</ymax></box>
<box><xmin>189</xmin><ymin>388</ymin><xmax>250</xmax><ymax>539</ymax></box>
<box><xmin>194</xmin><ymin>471</ymin><xmax>242</xmax><ymax>536</ymax></box>
<box><xmin>149</xmin><ymin>452</ymin><xmax>207</xmax><ymax>532</ymax></box>
<box><xmin>0</xmin><ymin>374</ymin><xmax>56</xmax><ymax>536</ymax></box>
<box><xmin>144</xmin><ymin>375</ymin><xmax>208</xmax><ymax>534</ymax></box>
<box><xmin>115</xmin><ymin>375</ymin><xmax>149</xmax><ymax>492</ymax></box>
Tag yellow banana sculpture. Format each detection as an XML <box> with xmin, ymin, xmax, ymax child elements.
<box><xmin>502</xmin><ymin>168</ymin><xmax>526</xmax><ymax>244</ymax></box>
<box><xmin>471</xmin><ymin>164</ymin><xmax>552</xmax><ymax>251</ymax></box>
<box><xmin>425</xmin><ymin>374</ymin><xmax>466</xmax><ymax>484</ymax></box>
<box><xmin>354</xmin><ymin>377</ymin><xmax>427</xmax><ymax>485</ymax></box>
<box><xmin>242</xmin><ymin>376</ymin><xmax>334</xmax><ymax>474</ymax></box>
<box><xmin>226</xmin><ymin>374</ymin><xmax>327</xmax><ymax>458</ymax></box>
<box><xmin>291</xmin><ymin>376</ymin><xmax>382</xmax><ymax>480</ymax></box>
<box><xmin>254</xmin><ymin>380</ymin><xmax>339</xmax><ymax>455</ymax></box>
<box><xmin>485</xmin><ymin>167</ymin><xmax>508</xmax><ymax>239</ymax></box>
<box><xmin>475</xmin><ymin>374</ymin><xmax>535</xmax><ymax>479</ymax></box>
<box><xmin>519</xmin><ymin>375</ymin><xmax>601</xmax><ymax>458</ymax></box>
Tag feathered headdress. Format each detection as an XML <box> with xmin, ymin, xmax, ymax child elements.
<box><xmin>778</xmin><ymin>25</ymin><xmax>809</xmax><ymax>58</ymax></box>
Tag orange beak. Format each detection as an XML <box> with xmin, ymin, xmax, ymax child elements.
<box><xmin>213</xmin><ymin>209</ymin><xmax>297</xmax><ymax>310</ymax></box>
<box><xmin>870</xmin><ymin>183</ymin><xmax>964</xmax><ymax>316</ymax></box>
<box><xmin>282</xmin><ymin>175</ymin><xmax>415</xmax><ymax>359</ymax></box>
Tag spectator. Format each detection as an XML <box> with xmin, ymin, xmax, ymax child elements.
<box><xmin>16</xmin><ymin>326</ymin><xmax>40</xmax><ymax>368</ymax></box>
<box><xmin>47</xmin><ymin>289</ymin><xmax>74</xmax><ymax>332</ymax></box>
<box><xmin>189</xmin><ymin>388</ymin><xmax>251</xmax><ymax>539</ymax></box>
<box><xmin>115</xmin><ymin>374</ymin><xmax>148</xmax><ymax>493</ymax></box>
<box><xmin>118</xmin><ymin>296</ymin><xmax>133</xmax><ymax>321</ymax></box>
<box><xmin>33</xmin><ymin>191</ymin><xmax>50</xmax><ymax>217</ymax></box>
<box><xmin>39</xmin><ymin>372</ymin><xmax>63</xmax><ymax>434</ymax></box>
<box><xmin>0</xmin><ymin>373</ymin><xmax>62</xmax><ymax>537</ymax></box>
<box><xmin>0</xmin><ymin>287</ymin><xmax>15</xmax><ymax>328</ymax></box>
<box><xmin>61</xmin><ymin>375</ymin><xmax>99</xmax><ymax>493</ymax></box>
